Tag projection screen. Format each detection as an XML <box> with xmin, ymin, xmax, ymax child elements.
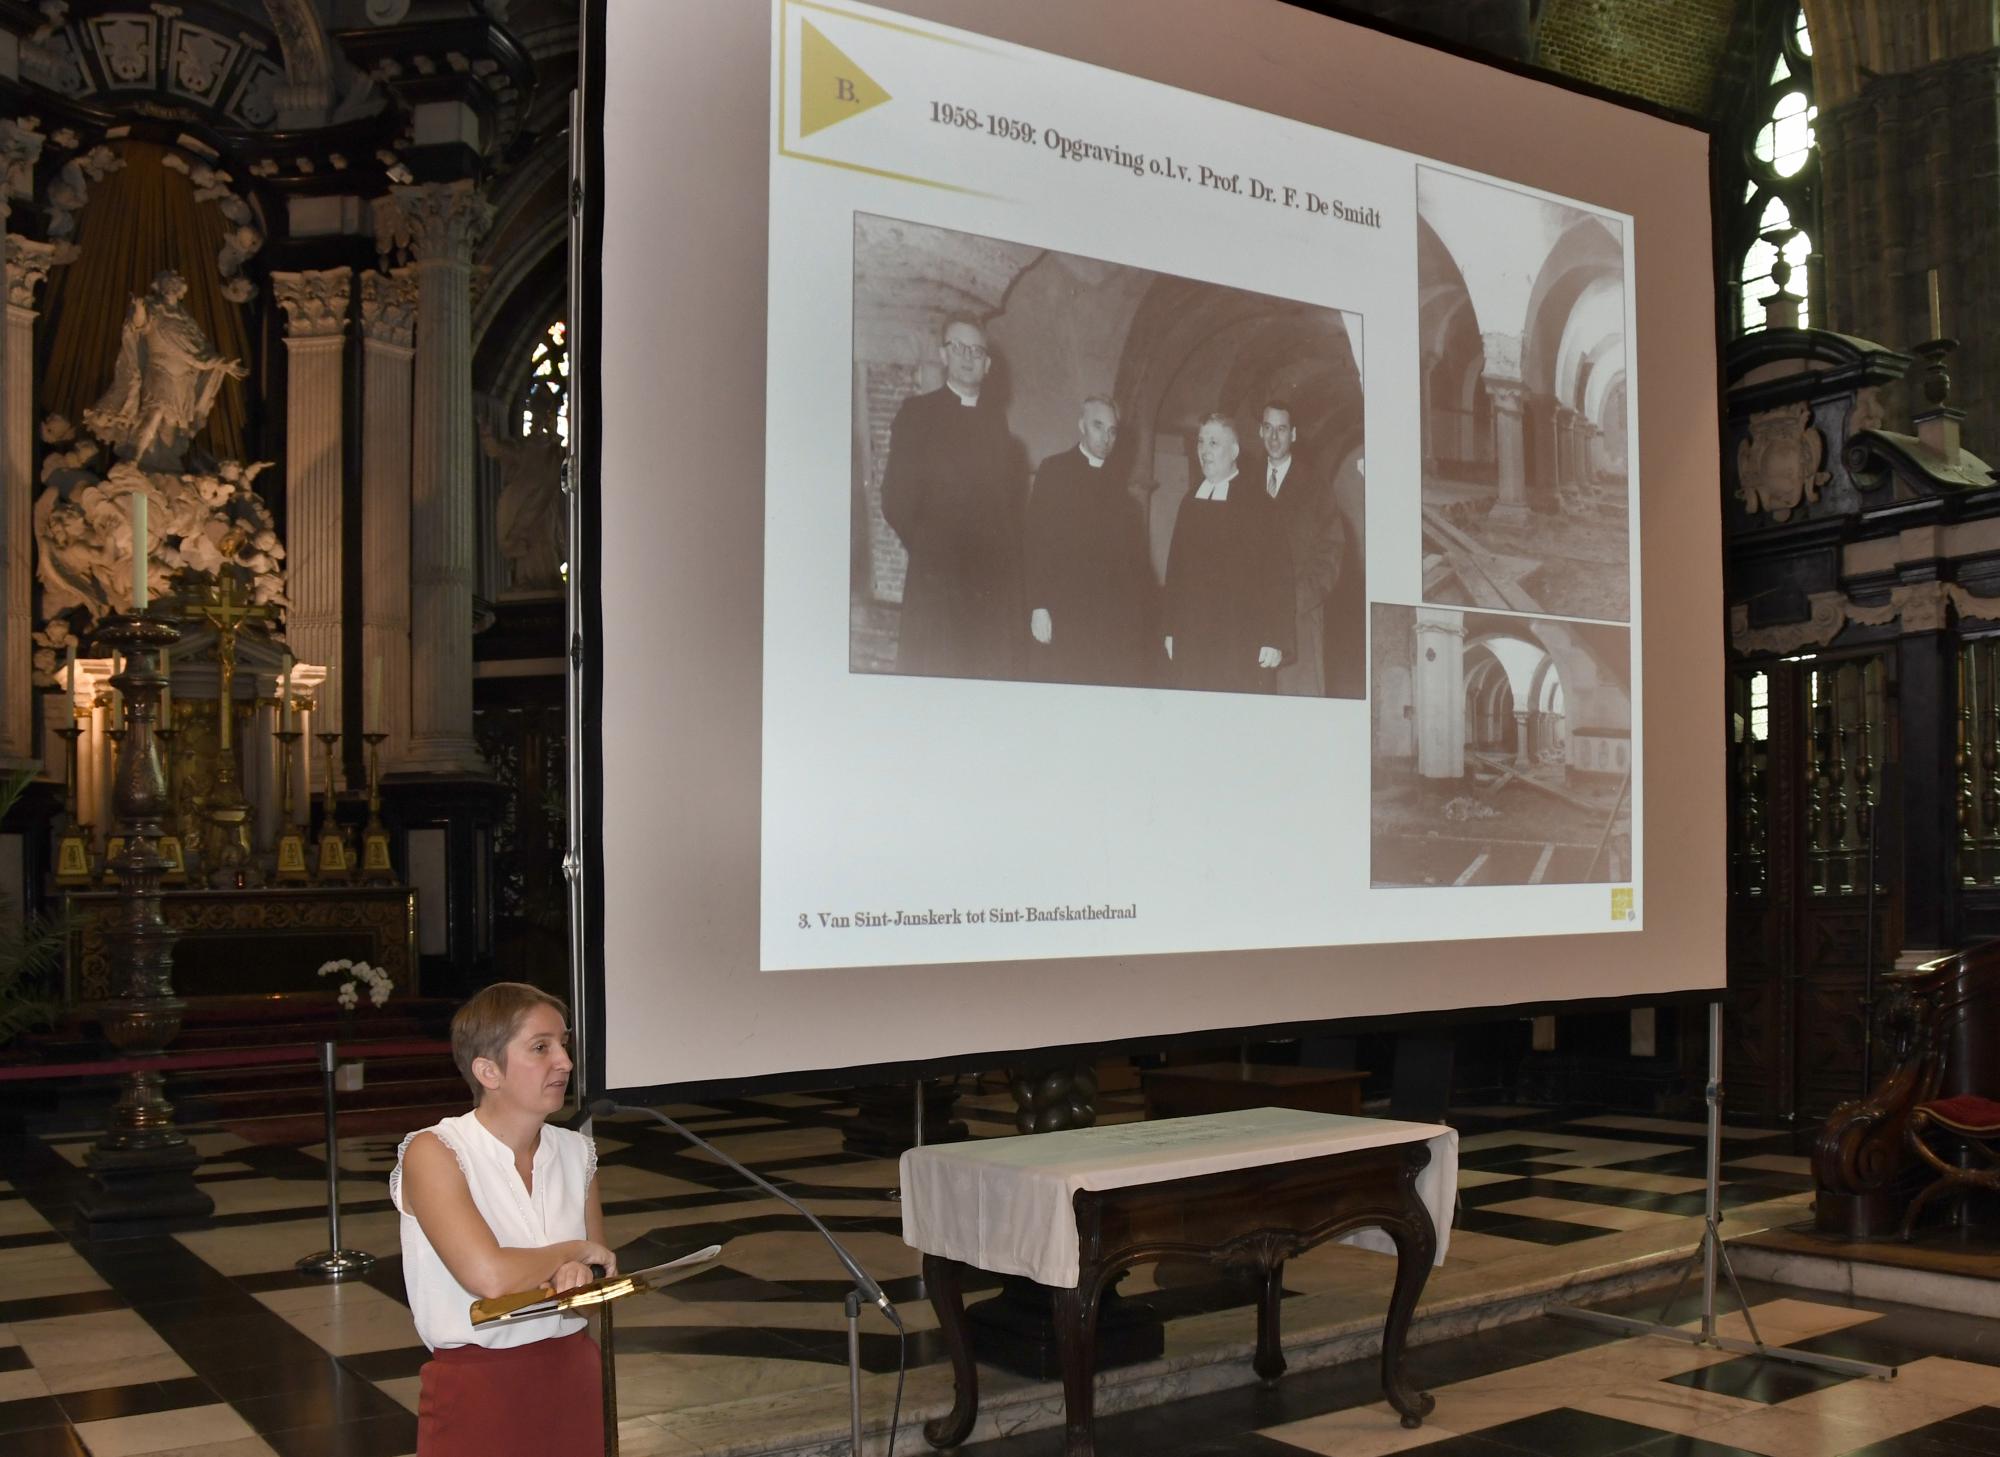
<box><xmin>581</xmin><ymin>0</ymin><xmax>1724</xmax><ymax>1095</ymax></box>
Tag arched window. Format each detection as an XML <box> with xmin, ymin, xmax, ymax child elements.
<box><xmin>1735</xmin><ymin>7</ymin><xmax>1818</xmax><ymax>333</ymax></box>
<box><xmin>520</xmin><ymin>318</ymin><xmax>570</xmax><ymax>444</ymax></box>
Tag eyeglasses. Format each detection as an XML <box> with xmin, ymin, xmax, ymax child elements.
<box><xmin>944</xmin><ymin>340</ymin><xmax>989</xmax><ymax>360</ymax></box>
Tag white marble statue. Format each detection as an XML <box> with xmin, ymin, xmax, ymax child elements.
<box><xmin>32</xmin><ymin>276</ymin><xmax>286</xmax><ymax>640</ymax></box>
<box><xmin>84</xmin><ymin>269</ymin><xmax>249</xmax><ymax>469</ymax></box>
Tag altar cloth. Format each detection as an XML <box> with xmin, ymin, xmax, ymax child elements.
<box><xmin>900</xmin><ymin>1106</ymin><xmax>1458</xmax><ymax>1288</ymax></box>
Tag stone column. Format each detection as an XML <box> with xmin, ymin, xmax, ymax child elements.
<box><xmin>3</xmin><ymin>232</ymin><xmax>59</xmax><ymax>766</ymax></box>
<box><xmin>1513</xmin><ymin>707</ymin><xmax>1532</xmax><ymax>769</ymax></box>
<box><xmin>1485</xmin><ymin>377</ymin><xmax>1529</xmax><ymax>524</ymax></box>
<box><xmin>1420</xmin><ymin>349</ymin><xmax>1440</xmax><ymax>474</ymax></box>
<box><xmin>1413</xmin><ymin>608</ymin><xmax>1467</xmax><ymax>780</ymax></box>
<box><xmin>375</xmin><ymin>182</ymin><xmax>493</xmax><ymax>777</ymax></box>
<box><xmin>0</xmin><ymin>118</ymin><xmax>44</xmax><ymax>767</ymax></box>
<box><xmin>271</xmin><ymin>268</ymin><xmax>351</xmax><ymax>781</ymax></box>
<box><xmin>359</xmin><ymin>269</ymin><xmax>417</xmax><ymax>768</ymax></box>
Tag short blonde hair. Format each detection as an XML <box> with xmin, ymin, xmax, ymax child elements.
<box><xmin>451</xmin><ymin>982</ymin><xmax>569</xmax><ymax>1103</ymax></box>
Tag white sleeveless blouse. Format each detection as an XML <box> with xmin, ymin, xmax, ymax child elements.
<box><xmin>391</xmin><ymin>1111</ymin><xmax>599</xmax><ymax>1351</ymax></box>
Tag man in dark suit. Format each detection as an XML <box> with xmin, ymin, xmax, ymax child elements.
<box><xmin>1258</xmin><ymin>400</ymin><xmax>1348</xmax><ymax>697</ymax></box>
<box><xmin>878</xmin><ymin>318</ymin><xmax>1025</xmax><ymax>681</ymax></box>
<box><xmin>1023</xmin><ymin>395</ymin><xmax>1156</xmax><ymax>687</ymax></box>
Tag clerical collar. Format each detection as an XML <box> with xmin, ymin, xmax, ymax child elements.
<box><xmin>1080</xmin><ymin>446</ymin><xmax>1105</xmax><ymax>468</ymax></box>
<box><xmin>945</xmin><ymin>380</ymin><xmax>980</xmax><ymax>406</ymax></box>
<box><xmin>1194</xmin><ymin>468</ymin><xmax>1239</xmax><ymax>502</ymax></box>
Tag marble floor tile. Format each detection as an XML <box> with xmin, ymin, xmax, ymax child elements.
<box><xmin>1768</xmin><ymin>1363</ymin><xmax>1986</xmax><ymax>1442</ymax></box>
<box><xmin>0</xmin><ymin>1366</ymin><xmax>50</xmax><ymax>1402</ymax></box>
<box><xmin>766</xmin><ymin>1160</ymin><xmax>900</xmax><ymax>1190</ymax></box>
<box><xmin>1453</xmin><ymin>1170</ymin><xmax>1522</xmax><ymax>1191</ymax></box>
<box><xmin>1691</xmin><ymin>1397</ymin><xmax>1889</xmax><ymax>1456</ymax></box>
<box><xmin>71</xmin><ymin>1403</ymin><xmax>261</xmax><ymax>1457</ymax></box>
<box><xmin>9</xmin><ymin>1310</ymin><xmax>192</xmax><ymax>1394</ymax></box>
<box><xmin>0</xmin><ymin>1245</ymin><xmax>110</xmax><ymax>1304</ymax></box>
<box><xmin>1259</xmin><ymin>1398</ymin><xmax>1467</xmax><ymax>1454</ymax></box>
<box><xmin>593</xmin><ymin>1165</ymin><xmax>713</xmax><ymax>1202</ymax></box>
<box><xmin>1479</xmin><ymin>1196</ymin><xmax>1683</xmax><ymax>1232</ymax></box>
<box><xmin>191</xmin><ymin>1161</ymin><xmax>257</xmax><ymax>1180</ymax></box>
<box><xmin>1531</xmin><ymin>1140</ymin><xmax>1685</xmax><ymax>1169</ymax></box>
<box><xmin>610</xmin><ymin>1348</ymin><xmax>849</xmax><ymax>1420</ymax></box>
<box><xmin>0</xmin><ymin>1200</ymin><xmax>53</xmax><ymax>1237</ymax></box>
<box><xmin>176</xmin><ymin>1209</ymin><xmax>400</xmax><ymax>1277</ymax></box>
<box><xmin>1571</xmin><ymin>1378</ymin><xmax>1766</xmax><ymax>1435</ymax></box>
<box><xmin>374</xmin><ymin>1374</ymin><xmax>423</xmax><ymax>1414</ymax></box>
<box><xmin>1725</xmin><ymin>1154</ymin><xmax>1810</xmax><ymax>1176</ymax></box>
<box><xmin>717</xmin><ymin>1229</ymin><xmax>921</xmax><ymax>1285</ymax></box>
<box><xmin>689</xmin><ymin>1127</ymin><xmax>850</xmax><ymax>1165</ymax></box>
<box><xmin>1702</xmin><ymin>1298</ymin><xmax>1883</xmax><ymax>1346</ymax></box>
<box><xmin>253</xmin><ymin>1283</ymin><xmax>419</xmax><ymax>1357</ymax></box>
<box><xmin>1571</xmin><ymin>1116</ymin><xmax>1784</xmax><ymax>1140</ymax></box>
<box><xmin>1891</xmin><ymin>1355</ymin><xmax>2000</xmax><ymax>1402</ymax></box>
<box><xmin>1539</xmin><ymin>1167</ymin><xmax>1708</xmax><ymax>1196</ymax></box>
<box><xmin>618</xmin><ymin>1418</ymin><xmax>709</xmax><ymax>1457</ymax></box>
<box><xmin>201</xmin><ymin>1177</ymin><xmax>356</xmax><ymax>1219</ymax></box>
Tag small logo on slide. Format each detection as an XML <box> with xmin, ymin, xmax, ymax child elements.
<box><xmin>800</xmin><ymin>19</ymin><xmax>891</xmax><ymax>138</ymax></box>
<box><xmin>1611</xmin><ymin>887</ymin><xmax>1635</xmax><ymax>923</ymax></box>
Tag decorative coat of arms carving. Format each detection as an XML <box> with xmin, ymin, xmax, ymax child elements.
<box><xmin>1736</xmin><ymin>400</ymin><xmax>1830</xmax><ymax>522</ymax></box>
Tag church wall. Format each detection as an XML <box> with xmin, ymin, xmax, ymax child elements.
<box><xmin>1536</xmin><ymin>0</ymin><xmax>1738</xmax><ymax>115</ymax></box>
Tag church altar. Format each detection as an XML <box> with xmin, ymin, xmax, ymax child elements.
<box><xmin>62</xmin><ymin>885</ymin><xmax>417</xmax><ymax>1003</ymax></box>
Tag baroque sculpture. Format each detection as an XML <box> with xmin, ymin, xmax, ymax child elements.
<box><xmin>33</xmin><ymin>269</ymin><xmax>287</xmax><ymax>678</ymax></box>
<box><xmin>482</xmin><ymin>393</ymin><xmax>566</xmax><ymax>591</ymax></box>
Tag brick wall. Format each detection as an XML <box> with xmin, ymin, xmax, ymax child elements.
<box><xmin>1535</xmin><ymin>0</ymin><xmax>1740</xmax><ymax>116</ymax></box>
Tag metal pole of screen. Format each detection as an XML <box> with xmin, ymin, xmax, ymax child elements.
<box><xmin>1547</xmin><ymin>1002</ymin><xmax>1892</xmax><ymax>1380</ymax></box>
<box><xmin>562</xmin><ymin>85</ymin><xmax>592</xmax><ymax>1103</ymax></box>
<box><xmin>297</xmin><ymin>1041</ymin><xmax>375</xmax><ymax>1279</ymax></box>
<box><xmin>845</xmin><ymin>1290</ymin><xmax>864</xmax><ymax>1455</ymax></box>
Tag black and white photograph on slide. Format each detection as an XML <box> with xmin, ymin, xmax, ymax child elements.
<box><xmin>851</xmin><ymin>211</ymin><xmax>1367</xmax><ymax>698</ymax></box>
<box><xmin>1370</xmin><ymin>602</ymin><xmax>1632</xmax><ymax>888</ymax></box>
<box><xmin>1417</xmin><ymin>166</ymin><xmax>1632</xmax><ymax>624</ymax></box>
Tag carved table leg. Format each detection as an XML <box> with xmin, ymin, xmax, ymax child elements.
<box><xmin>1381</xmin><ymin>1160</ymin><xmax>1439</xmax><ymax>1429</ymax></box>
<box><xmin>1254</xmin><ymin>1260</ymin><xmax>1287</xmax><ymax>1384</ymax></box>
<box><xmin>1053</xmin><ymin>1277</ymin><xmax>1106</xmax><ymax>1457</ymax></box>
<box><xmin>923</xmin><ymin>1254</ymin><xmax>979</xmax><ymax>1449</ymax></box>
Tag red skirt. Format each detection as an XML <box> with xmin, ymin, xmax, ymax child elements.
<box><xmin>418</xmin><ymin>1330</ymin><xmax>604</xmax><ymax>1457</ymax></box>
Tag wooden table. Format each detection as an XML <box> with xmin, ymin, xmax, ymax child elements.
<box><xmin>1142</xmin><ymin>1062</ymin><xmax>1369</xmax><ymax>1120</ymax></box>
<box><xmin>917</xmin><ymin>1137</ymin><xmax>1440</xmax><ymax>1456</ymax></box>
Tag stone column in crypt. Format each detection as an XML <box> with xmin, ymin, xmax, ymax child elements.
<box><xmin>359</xmin><ymin>269</ymin><xmax>417</xmax><ymax>770</ymax></box>
<box><xmin>374</xmin><ymin>181</ymin><xmax>493</xmax><ymax>778</ymax></box>
<box><xmin>271</xmin><ymin>268</ymin><xmax>352</xmax><ymax>784</ymax></box>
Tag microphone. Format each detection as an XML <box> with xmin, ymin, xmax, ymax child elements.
<box><xmin>587</xmin><ymin>1098</ymin><xmax>900</xmax><ymax>1325</ymax></box>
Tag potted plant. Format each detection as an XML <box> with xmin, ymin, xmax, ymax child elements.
<box><xmin>316</xmin><ymin>958</ymin><xmax>393</xmax><ymax>1091</ymax></box>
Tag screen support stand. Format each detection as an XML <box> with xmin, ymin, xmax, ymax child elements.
<box><xmin>844</xmin><ymin>1289</ymin><xmax>864</xmax><ymax>1455</ymax></box>
<box><xmin>1547</xmin><ymin>1002</ymin><xmax>1894</xmax><ymax>1381</ymax></box>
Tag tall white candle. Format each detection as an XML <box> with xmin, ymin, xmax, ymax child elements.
<box><xmin>280</xmin><ymin>654</ymin><xmax>294</xmax><ymax>732</ymax></box>
<box><xmin>129</xmin><ymin>490</ymin><xmax>148</xmax><ymax>610</ymax></box>
<box><xmin>367</xmin><ymin>655</ymin><xmax>382</xmax><ymax>734</ymax></box>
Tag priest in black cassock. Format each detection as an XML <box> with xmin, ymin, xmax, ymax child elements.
<box><xmin>1023</xmin><ymin>395</ymin><xmax>1158</xmax><ymax>687</ymax></box>
<box><xmin>1162</xmin><ymin>414</ymin><xmax>1293</xmax><ymax>695</ymax></box>
<box><xmin>879</xmin><ymin>317</ymin><xmax>1026</xmax><ymax>681</ymax></box>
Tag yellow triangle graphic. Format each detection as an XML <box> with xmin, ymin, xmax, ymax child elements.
<box><xmin>799</xmin><ymin>19</ymin><xmax>890</xmax><ymax>138</ymax></box>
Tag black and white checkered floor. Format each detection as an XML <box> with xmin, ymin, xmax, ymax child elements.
<box><xmin>1</xmin><ymin>1089</ymin><xmax>1992</xmax><ymax>1456</ymax></box>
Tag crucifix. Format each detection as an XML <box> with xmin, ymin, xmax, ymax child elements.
<box><xmin>181</xmin><ymin>573</ymin><xmax>275</xmax><ymax>887</ymax></box>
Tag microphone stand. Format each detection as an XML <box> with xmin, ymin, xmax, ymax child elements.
<box><xmin>591</xmin><ymin>1099</ymin><xmax>900</xmax><ymax>1455</ymax></box>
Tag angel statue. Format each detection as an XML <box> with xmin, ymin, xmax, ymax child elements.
<box><xmin>84</xmin><ymin>269</ymin><xmax>249</xmax><ymax>469</ymax></box>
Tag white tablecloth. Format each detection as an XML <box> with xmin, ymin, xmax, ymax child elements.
<box><xmin>900</xmin><ymin>1107</ymin><xmax>1457</xmax><ymax>1288</ymax></box>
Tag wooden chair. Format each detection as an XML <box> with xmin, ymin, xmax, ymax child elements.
<box><xmin>1812</xmin><ymin>940</ymin><xmax>2000</xmax><ymax>1239</ymax></box>
<box><xmin>1902</xmin><ymin>1093</ymin><xmax>2000</xmax><ymax>1239</ymax></box>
